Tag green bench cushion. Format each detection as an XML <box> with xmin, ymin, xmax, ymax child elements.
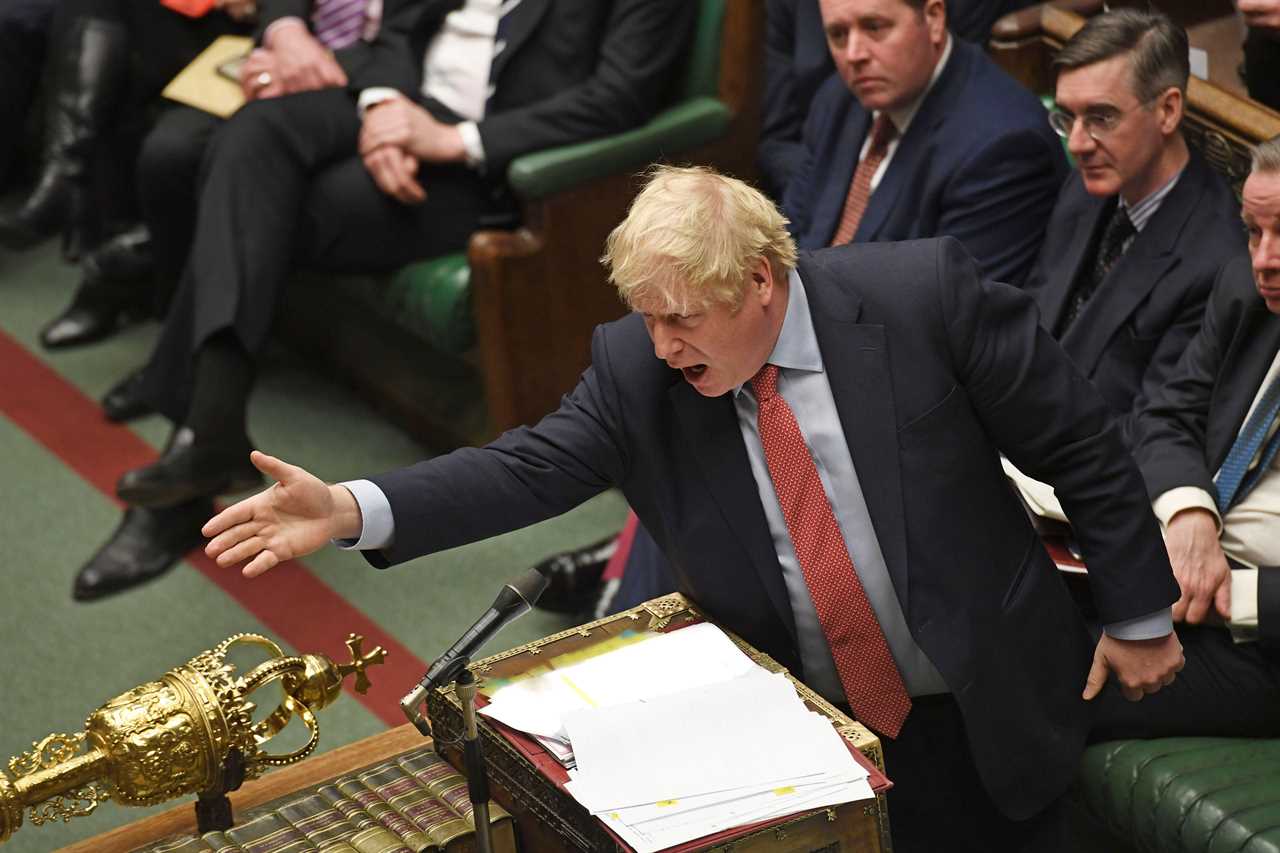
<box><xmin>1082</xmin><ymin>738</ymin><xmax>1280</xmax><ymax>853</ymax></box>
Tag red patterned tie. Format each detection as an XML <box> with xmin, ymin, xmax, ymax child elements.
<box><xmin>752</xmin><ymin>364</ymin><xmax>911</xmax><ymax>737</ymax></box>
<box><xmin>830</xmin><ymin>114</ymin><xmax>897</xmax><ymax>247</ymax></box>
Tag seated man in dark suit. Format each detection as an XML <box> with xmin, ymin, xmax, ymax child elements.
<box><xmin>783</xmin><ymin>0</ymin><xmax>1065</xmax><ymax>285</ymax></box>
<box><xmin>204</xmin><ymin>165</ymin><xmax>1183</xmax><ymax>852</ymax></box>
<box><xmin>1097</xmin><ymin>138</ymin><xmax>1280</xmax><ymax>738</ymax></box>
<box><xmin>1024</xmin><ymin>9</ymin><xmax>1245</xmax><ymax>443</ymax></box>
<box><xmin>757</xmin><ymin>0</ymin><xmax>1037</xmax><ymax>200</ymax></box>
<box><xmin>72</xmin><ymin>0</ymin><xmax>695</xmax><ymax>600</ymax></box>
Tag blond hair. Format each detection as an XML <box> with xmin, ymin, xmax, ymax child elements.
<box><xmin>602</xmin><ymin>165</ymin><xmax>798</xmax><ymax>314</ymax></box>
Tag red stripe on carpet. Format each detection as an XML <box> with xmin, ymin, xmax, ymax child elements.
<box><xmin>0</xmin><ymin>329</ymin><xmax>427</xmax><ymax>728</ymax></box>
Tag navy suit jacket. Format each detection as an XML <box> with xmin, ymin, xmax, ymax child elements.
<box><xmin>367</xmin><ymin>238</ymin><xmax>1176</xmax><ymax>819</ymax></box>
<box><xmin>783</xmin><ymin>39</ymin><xmax>1066</xmax><ymax>285</ymax></box>
<box><xmin>1025</xmin><ymin>151</ymin><xmax>1245</xmax><ymax>443</ymax></box>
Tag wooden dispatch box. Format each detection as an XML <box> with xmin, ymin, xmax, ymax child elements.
<box><xmin>426</xmin><ymin>593</ymin><xmax>892</xmax><ymax>853</ymax></box>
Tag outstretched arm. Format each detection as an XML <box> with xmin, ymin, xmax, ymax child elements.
<box><xmin>204</xmin><ymin>451</ymin><xmax>364</xmax><ymax>577</ymax></box>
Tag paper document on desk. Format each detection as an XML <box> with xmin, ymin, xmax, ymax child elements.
<box><xmin>479</xmin><ymin>622</ymin><xmax>762</xmax><ymax>744</ymax></box>
<box><xmin>561</xmin><ymin>669</ymin><xmax>872</xmax><ymax>853</ymax></box>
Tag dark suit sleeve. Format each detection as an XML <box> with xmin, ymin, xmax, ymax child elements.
<box><xmin>935</xmin><ymin>126</ymin><xmax>1065</xmax><ymax>286</ymax></box>
<box><xmin>336</xmin><ymin>0</ymin><xmax>423</xmax><ymax>95</ymax></box>
<box><xmin>254</xmin><ymin>0</ymin><xmax>310</xmax><ymax>42</ymax></box>
<box><xmin>934</xmin><ymin>237</ymin><xmax>1178</xmax><ymax>623</ymax></box>
<box><xmin>1131</xmin><ymin>275</ymin><xmax>1227</xmax><ymax>501</ymax></box>
<box><xmin>365</xmin><ymin>325</ymin><xmax>633</xmax><ymax>567</ymax></box>
<box><xmin>476</xmin><ymin>0</ymin><xmax>693</xmax><ymax>174</ymax></box>
<box><xmin>1260</xmin><ymin>568</ymin><xmax>1280</xmax><ymax>655</ymax></box>
<box><xmin>782</xmin><ymin>79</ymin><xmax>841</xmax><ymax>244</ymax></box>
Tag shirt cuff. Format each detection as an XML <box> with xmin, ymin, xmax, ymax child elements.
<box><xmin>1104</xmin><ymin>608</ymin><xmax>1174</xmax><ymax>640</ymax></box>
<box><xmin>332</xmin><ymin>479</ymin><xmax>394</xmax><ymax>550</ymax></box>
<box><xmin>1152</xmin><ymin>487</ymin><xmax>1222</xmax><ymax>531</ymax></box>
<box><xmin>457</xmin><ymin>121</ymin><xmax>485</xmax><ymax>168</ymax></box>
<box><xmin>357</xmin><ymin>88</ymin><xmax>401</xmax><ymax>118</ymax></box>
<box><xmin>264</xmin><ymin>16</ymin><xmax>307</xmax><ymax>49</ymax></box>
<box><xmin>1231</xmin><ymin>568</ymin><xmax>1260</xmax><ymax>628</ymax></box>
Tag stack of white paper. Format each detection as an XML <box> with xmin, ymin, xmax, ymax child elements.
<box><xmin>479</xmin><ymin>623</ymin><xmax>764</xmax><ymax>766</ymax></box>
<box><xmin>563</xmin><ymin>670</ymin><xmax>873</xmax><ymax>852</ymax></box>
<box><xmin>479</xmin><ymin>624</ymin><xmax>874</xmax><ymax>850</ymax></box>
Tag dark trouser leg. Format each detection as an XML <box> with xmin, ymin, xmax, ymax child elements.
<box><xmin>135</xmin><ymin>87</ymin><xmax>488</xmax><ymax>439</ymax></box>
<box><xmin>879</xmin><ymin>696</ymin><xmax>1071</xmax><ymax>853</ymax></box>
<box><xmin>0</xmin><ymin>0</ymin><xmax>54</xmax><ymax>187</ymax></box>
<box><xmin>1090</xmin><ymin>624</ymin><xmax>1280</xmax><ymax>740</ymax></box>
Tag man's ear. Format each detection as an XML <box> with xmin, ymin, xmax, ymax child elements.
<box><xmin>924</xmin><ymin>0</ymin><xmax>947</xmax><ymax>47</ymax></box>
<box><xmin>1157</xmin><ymin>86</ymin><xmax>1184</xmax><ymax>136</ymax></box>
<box><xmin>753</xmin><ymin>256</ymin><xmax>777</xmax><ymax>306</ymax></box>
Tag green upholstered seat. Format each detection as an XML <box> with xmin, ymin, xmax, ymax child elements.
<box><xmin>1079</xmin><ymin>739</ymin><xmax>1280</xmax><ymax>853</ymax></box>
<box><xmin>367</xmin><ymin>0</ymin><xmax>730</xmax><ymax>356</ymax></box>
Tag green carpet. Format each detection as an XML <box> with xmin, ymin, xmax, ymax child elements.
<box><xmin>0</xmin><ymin>236</ymin><xmax>627</xmax><ymax>852</ymax></box>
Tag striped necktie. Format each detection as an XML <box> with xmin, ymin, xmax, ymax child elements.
<box><xmin>311</xmin><ymin>0</ymin><xmax>366</xmax><ymax>50</ymax></box>
<box><xmin>1214</xmin><ymin>370</ymin><xmax>1280</xmax><ymax>514</ymax></box>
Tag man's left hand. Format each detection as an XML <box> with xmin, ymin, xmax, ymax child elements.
<box><xmin>1082</xmin><ymin>631</ymin><xmax>1184</xmax><ymax>702</ymax></box>
<box><xmin>359</xmin><ymin>96</ymin><xmax>466</xmax><ymax>163</ymax></box>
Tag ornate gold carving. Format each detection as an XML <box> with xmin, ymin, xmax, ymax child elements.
<box><xmin>0</xmin><ymin>632</ymin><xmax>384</xmax><ymax>846</ymax></box>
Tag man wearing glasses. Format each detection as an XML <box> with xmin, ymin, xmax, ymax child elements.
<box><xmin>1024</xmin><ymin>9</ymin><xmax>1245</xmax><ymax>444</ymax></box>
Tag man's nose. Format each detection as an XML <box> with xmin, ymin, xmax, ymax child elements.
<box><xmin>1066</xmin><ymin>118</ymin><xmax>1095</xmax><ymax>157</ymax></box>
<box><xmin>1254</xmin><ymin>229</ymin><xmax>1280</xmax><ymax>274</ymax></box>
<box><xmin>842</xmin><ymin>31</ymin><xmax>869</xmax><ymax>65</ymax></box>
<box><xmin>650</xmin><ymin>321</ymin><xmax>681</xmax><ymax>359</ymax></box>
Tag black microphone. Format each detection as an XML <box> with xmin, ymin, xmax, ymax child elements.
<box><xmin>401</xmin><ymin>566</ymin><xmax>550</xmax><ymax>732</ymax></box>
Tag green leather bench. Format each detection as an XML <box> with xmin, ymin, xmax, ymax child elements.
<box><xmin>1076</xmin><ymin>739</ymin><xmax>1280</xmax><ymax>853</ymax></box>
<box><xmin>280</xmin><ymin>0</ymin><xmax>762</xmax><ymax>449</ymax></box>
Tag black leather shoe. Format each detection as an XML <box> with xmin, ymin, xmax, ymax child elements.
<box><xmin>41</xmin><ymin>227</ymin><xmax>155</xmax><ymax>349</ymax></box>
<box><xmin>72</xmin><ymin>498</ymin><xmax>213</xmax><ymax>601</ymax></box>
<box><xmin>102</xmin><ymin>367</ymin><xmax>153</xmax><ymax>422</ymax></box>
<box><xmin>531</xmin><ymin>534</ymin><xmax>618</xmax><ymax>614</ymax></box>
<box><xmin>116</xmin><ymin>426</ymin><xmax>263</xmax><ymax>508</ymax></box>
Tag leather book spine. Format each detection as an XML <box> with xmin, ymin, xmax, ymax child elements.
<box><xmin>330</xmin><ymin>776</ymin><xmax>435</xmax><ymax>852</ymax></box>
<box><xmin>396</xmin><ymin>750</ymin><xmax>513</xmax><ymax>826</ymax></box>
<box><xmin>355</xmin><ymin>762</ymin><xmax>471</xmax><ymax>849</ymax></box>
<box><xmin>134</xmin><ymin>834</ymin><xmax>220</xmax><ymax>852</ymax></box>
<box><xmin>277</xmin><ymin>792</ymin><xmax>409</xmax><ymax>853</ymax></box>
<box><xmin>223</xmin><ymin>811</ymin><xmax>320</xmax><ymax>852</ymax></box>
<box><xmin>316</xmin><ymin>782</ymin><xmax>419</xmax><ymax>853</ymax></box>
<box><xmin>201</xmin><ymin>830</ymin><xmax>246</xmax><ymax>853</ymax></box>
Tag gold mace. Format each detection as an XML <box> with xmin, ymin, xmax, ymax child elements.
<box><xmin>0</xmin><ymin>632</ymin><xmax>386</xmax><ymax>845</ymax></box>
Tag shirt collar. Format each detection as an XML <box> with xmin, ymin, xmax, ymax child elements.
<box><xmin>734</xmin><ymin>270</ymin><xmax>823</xmax><ymax>398</ymax></box>
<box><xmin>1118</xmin><ymin>166</ymin><xmax>1184</xmax><ymax>233</ymax></box>
<box><xmin>881</xmin><ymin>34</ymin><xmax>952</xmax><ymax>136</ymax></box>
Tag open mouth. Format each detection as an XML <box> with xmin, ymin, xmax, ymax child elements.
<box><xmin>682</xmin><ymin>364</ymin><xmax>708</xmax><ymax>381</ymax></box>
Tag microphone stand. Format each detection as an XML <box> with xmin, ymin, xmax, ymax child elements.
<box><xmin>455</xmin><ymin>669</ymin><xmax>494</xmax><ymax>853</ymax></box>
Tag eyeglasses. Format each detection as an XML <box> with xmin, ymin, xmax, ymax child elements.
<box><xmin>1047</xmin><ymin>99</ymin><xmax>1153</xmax><ymax>141</ymax></box>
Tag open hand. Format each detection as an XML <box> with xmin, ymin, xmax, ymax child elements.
<box><xmin>1165</xmin><ymin>508</ymin><xmax>1231</xmax><ymax>623</ymax></box>
<box><xmin>1082</xmin><ymin>631</ymin><xmax>1184</xmax><ymax>702</ymax></box>
<box><xmin>203</xmin><ymin>451</ymin><xmax>362</xmax><ymax>577</ymax></box>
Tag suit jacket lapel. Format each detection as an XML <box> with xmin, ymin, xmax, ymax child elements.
<box><xmin>489</xmin><ymin>0</ymin><xmax>548</xmax><ymax>81</ymax></box>
<box><xmin>1209</xmin><ymin>316</ymin><xmax>1280</xmax><ymax>466</ymax></box>
<box><xmin>853</xmin><ymin>40</ymin><xmax>969</xmax><ymax>244</ymax></box>
<box><xmin>814</xmin><ymin>107</ymin><xmax>870</xmax><ymax>246</ymax></box>
<box><xmin>802</xmin><ymin>262</ymin><xmax>911</xmax><ymax>607</ymax></box>
<box><xmin>670</xmin><ymin>383</ymin><xmax>799</xmax><ymax>644</ymax></box>
<box><xmin>1036</xmin><ymin>196</ymin><xmax>1106</xmax><ymax>331</ymax></box>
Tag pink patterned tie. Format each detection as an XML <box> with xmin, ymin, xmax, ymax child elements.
<box><xmin>830</xmin><ymin>114</ymin><xmax>897</xmax><ymax>247</ymax></box>
<box><xmin>752</xmin><ymin>364</ymin><xmax>911</xmax><ymax>737</ymax></box>
<box><xmin>311</xmin><ymin>0</ymin><xmax>366</xmax><ymax>50</ymax></box>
